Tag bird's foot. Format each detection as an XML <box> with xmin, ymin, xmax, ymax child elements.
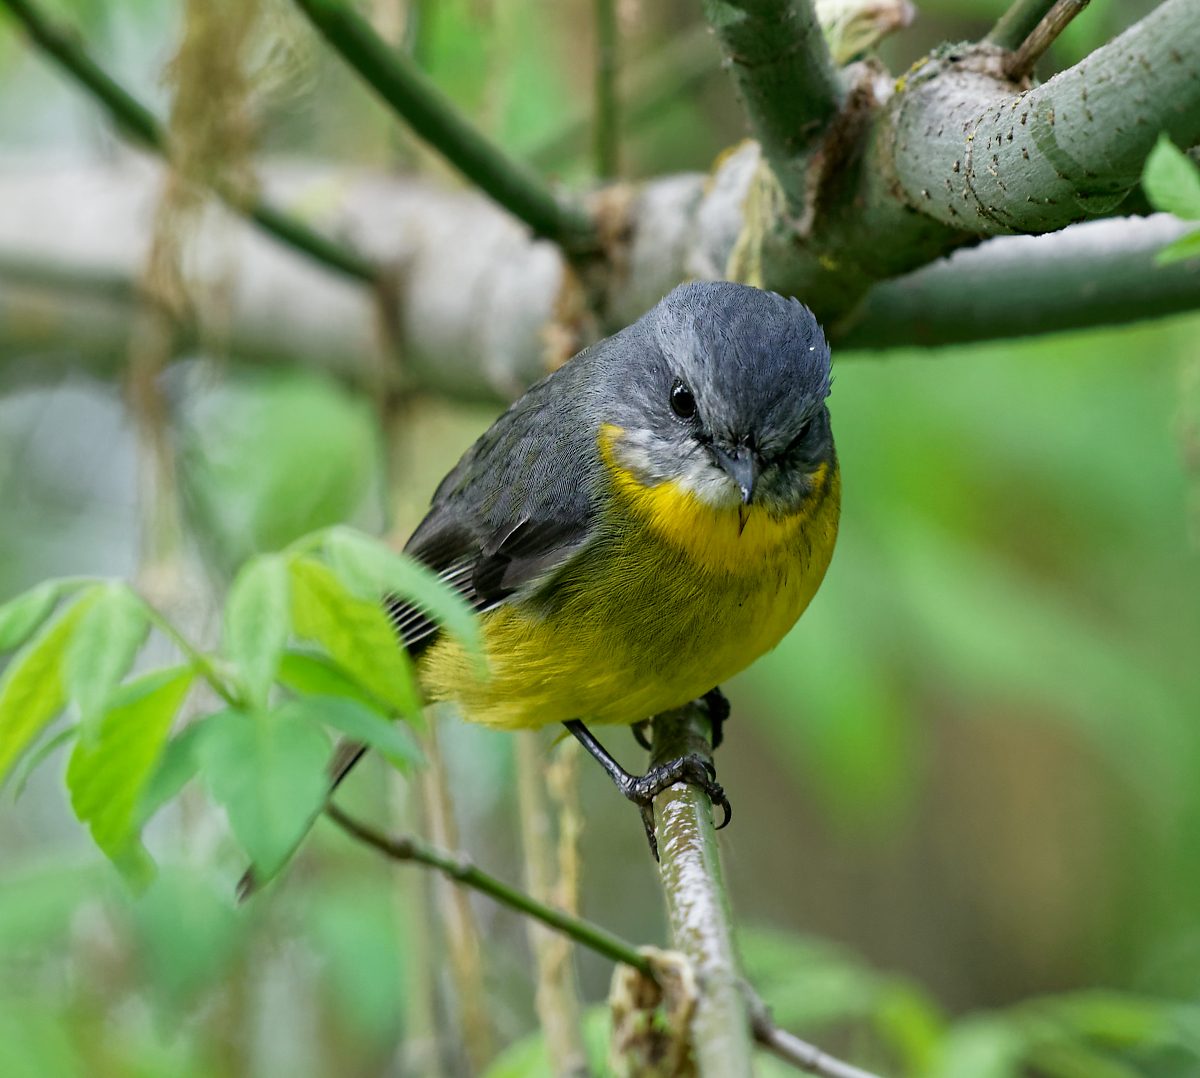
<box><xmin>563</xmin><ymin>719</ymin><xmax>732</xmax><ymax>860</ymax></box>
<box><xmin>618</xmin><ymin>753</ymin><xmax>732</xmax><ymax>860</ymax></box>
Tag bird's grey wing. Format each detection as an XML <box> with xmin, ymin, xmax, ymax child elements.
<box><xmin>386</xmin><ymin>360</ymin><xmax>601</xmax><ymax>654</ymax></box>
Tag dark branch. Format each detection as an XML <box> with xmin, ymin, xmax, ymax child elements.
<box><xmin>0</xmin><ymin>0</ymin><xmax>378</xmax><ymax>284</ymax></box>
<box><xmin>291</xmin><ymin>0</ymin><xmax>597</xmax><ymax>255</ymax></box>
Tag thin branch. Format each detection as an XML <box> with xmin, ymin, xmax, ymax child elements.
<box><xmin>650</xmin><ymin>703</ymin><xmax>756</xmax><ymax>1076</ymax></box>
<box><xmin>593</xmin><ymin>0</ymin><xmax>620</xmax><ymax>179</ymax></box>
<box><xmin>1003</xmin><ymin>0</ymin><xmax>1091</xmax><ymax>81</ymax></box>
<box><xmin>702</xmin><ymin>0</ymin><xmax>843</xmax><ymax>205</ymax></box>
<box><xmin>838</xmin><ymin>215</ymin><xmax>1200</xmax><ymax>349</ymax></box>
<box><xmin>327</xmin><ymin>802</ymin><xmax>878</xmax><ymax>1076</ymax></box>
<box><xmin>3</xmin><ymin>164</ymin><xmax>1197</xmax><ymax>392</ymax></box>
<box><xmin>749</xmin><ymin>1001</ymin><xmax>884</xmax><ymax>1078</ymax></box>
<box><xmin>290</xmin><ymin>0</ymin><xmax>597</xmax><ymax>255</ymax></box>
<box><xmin>987</xmin><ymin>0</ymin><xmax>1059</xmax><ymax>50</ymax></box>
<box><xmin>0</xmin><ymin>0</ymin><xmax>377</xmax><ymax>284</ymax></box>
<box><xmin>326</xmin><ymin>802</ymin><xmax>656</xmax><ymax>977</ymax></box>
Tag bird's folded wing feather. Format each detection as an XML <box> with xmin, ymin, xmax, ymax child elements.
<box><xmin>384</xmin><ymin>359</ymin><xmax>601</xmax><ymax>655</ymax></box>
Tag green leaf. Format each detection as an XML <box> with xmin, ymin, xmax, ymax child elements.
<box><xmin>0</xmin><ymin>579</ymin><xmax>72</xmax><ymax>653</ymax></box>
<box><xmin>66</xmin><ymin>666</ymin><xmax>194</xmax><ymax>881</ymax></box>
<box><xmin>289</xmin><ymin>556</ymin><xmax>422</xmax><ymax>718</ymax></box>
<box><xmin>1142</xmin><ymin>135</ymin><xmax>1200</xmax><ymax>220</ymax></box>
<box><xmin>137</xmin><ymin>716</ymin><xmax>214</xmax><ymax>828</ymax></box>
<box><xmin>1156</xmin><ymin>227</ymin><xmax>1200</xmax><ymax>265</ymax></box>
<box><xmin>9</xmin><ymin>725</ymin><xmax>78</xmax><ymax>801</ymax></box>
<box><xmin>278</xmin><ymin>650</ymin><xmax>391</xmax><ymax>711</ymax></box>
<box><xmin>223</xmin><ymin>553</ymin><xmax>291</xmax><ymax>708</ymax></box>
<box><xmin>0</xmin><ymin>589</ymin><xmax>99</xmax><ymax>783</ymax></box>
<box><xmin>64</xmin><ymin>582</ymin><xmax>149</xmax><ymax>736</ymax></box>
<box><xmin>198</xmin><ymin>707</ymin><xmax>330</xmax><ymax>882</ymax></box>
<box><xmin>279</xmin><ymin>696</ymin><xmax>424</xmax><ymax>772</ymax></box>
<box><xmin>324</xmin><ymin>526</ymin><xmax>484</xmax><ymax>663</ymax></box>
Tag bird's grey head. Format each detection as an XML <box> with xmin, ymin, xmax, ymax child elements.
<box><xmin>604</xmin><ymin>282</ymin><xmax>834</xmax><ymax>518</ymax></box>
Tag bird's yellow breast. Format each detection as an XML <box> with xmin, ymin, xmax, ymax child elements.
<box><xmin>418</xmin><ymin>426</ymin><xmax>840</xmax><ymax>729</ymax></box>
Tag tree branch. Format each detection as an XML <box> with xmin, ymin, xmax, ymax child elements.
<box><xmin>889</xmin><ymin>0</ymin><xmax>1200</xmax><ymax>235</ymax></box>
<box><xmin>650</xmin><ymin>703</ymin><xmax>756</xmax><ymax>1076</ymax></box>
<box><xmin>291</xmin><ymin>0</ymin><xmax>597</xmax><ymax>255</ymax></box>
<box><xmin>329</xmin><ymin>802</ymin><xmax>880</xmax><ymax>1077</ymax></box>
<box><xmin>0</xmin><ymin>0</ymin><xmax>378</xmax><ymax>284</ymax></box>
<box><xmin>2</xmin><ymin>163</ymin><xmax>1193</xmax><ymax>397</ymax></box>
<box><xmin>326</xmin><ymin>802</ymin><xmax>656</xmax><ymax>976</ymax></box>
<box><xmin>701</xmin><ymin>0</ymin><xmax>843</xmax><ymax>205</ymax></box>
<box><xmin>837</xmin><ymin>215</ymin><xmax>1200</xmax><ymax>348</ymax></box>
<box><xmin>1003</xmin><ymin>0</ymin><xmax>1090</xmax><ymax>81</ymax></box>
<box><xmin>987</xmin><ymin>0</ymin><xmax>1060</xmax><ymax>51</ymax></box>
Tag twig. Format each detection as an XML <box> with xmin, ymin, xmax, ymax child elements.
<box><xmin>701</xmin><ymin>0</ymin><xmax>843</xmax><ymax>206</ymax></box>
<box><xmin>0</xmin><ymin>0</ymin><xmax>377</xmax><ymax>284</ymax></box>
<box><xmin>593</xmin><ymin>0</ymin><xmax>619</xmax><ymax>179</ymax></box>
<box><xmin>327</xmin><ymin>802</ymin><xmax>881</xmax><ymax>1076</ymax></box>
<box><xmin>986</xmin><ymin>0</ymin><xmax>1058</xmax><ymax>50</ymax></box>
<box><xmin>747</xmin><ymin>993</ymin><xmax>884</xmax><ymax>1078</ymax></box>
<box><xmin>326</xmin><ymin>802</ymin><xmax>655</xmax><ymax>975</ymax></box>
<box><xmin>1003</xmin><ymin>0</ymin><xmax>1091</xmax><ymax>81</ymax></box>
<box><xmin>650</xmin><ymin>703</ymin><xmax>756</xmax><ymax>1075</ymax></box>
<box><xmin>290</xmin><ymin>0</ymin><xmax>597</xmax><ymax>255</ymax></box>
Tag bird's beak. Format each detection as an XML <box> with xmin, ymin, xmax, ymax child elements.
<box><xmin>714</xmin><ymin>445</ymin><xmax>758</xmax><ymax>534</ymax></box>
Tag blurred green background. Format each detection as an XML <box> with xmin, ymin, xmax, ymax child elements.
<box><xmin>1</xmin><ymin>0</ymin><xmax>1198</xmax><ymax>1075</ymax></box>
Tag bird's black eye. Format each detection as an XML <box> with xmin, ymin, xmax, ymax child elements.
<box><xmin>670</xmin><ymin>379</ymin><xmax>696</xmax><ymax>420</ymax></box>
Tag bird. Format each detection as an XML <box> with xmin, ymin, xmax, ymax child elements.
<box><xmin>350</xmin><ymin>281</ymin><xmax>839</xmax><ymax>854</ymax></box>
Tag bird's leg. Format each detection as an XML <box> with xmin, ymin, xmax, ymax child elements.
<box><xmin>563</xmin><ymin>719</ymin><xmax>732</xmax><ymax>860</ymax></box>
<box><xmin>702</xmin><ymin>686</ymin><xmax>730</xmax><ymax>750</ymax></box>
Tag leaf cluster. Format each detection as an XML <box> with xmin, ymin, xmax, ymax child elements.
<box><xmin>0</xmin><ymin>525</ymin><xmax>479</xmax><ymax>888</ymax></box>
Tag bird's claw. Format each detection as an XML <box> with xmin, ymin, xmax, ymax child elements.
<box><xmin>621</xmin><ymin>752</ymin><xmax>733</xmax><ymax>859</ymax></box>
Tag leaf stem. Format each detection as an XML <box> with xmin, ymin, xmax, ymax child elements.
<box><xmin>0</xmin><ymin>0</ymin><xmax>378</xmax><ymax>283</ymax></box>
<box><xmin>140</xmin><ymin>606</ymin><xmax>241</xmax><ymax>709</ymax></box>
<box><xmin>290</xmin><ymin>0</ymin><xmax>597</xmax><ymax>255</ymax></box>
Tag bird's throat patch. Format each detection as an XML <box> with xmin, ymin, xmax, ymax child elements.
<box><xmin>599</xmin><ymin>423</ymin><xmax>828</xmax><ymax>574</ymax></box>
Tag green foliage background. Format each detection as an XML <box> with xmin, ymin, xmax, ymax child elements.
<box><xmin>0</xmin><ymin>0</ymin><xmax>1197</xmax><ymax>1075</ymax></box>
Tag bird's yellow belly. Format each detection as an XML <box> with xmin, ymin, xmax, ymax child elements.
<box><xmin>417</xmin><ymin>463</ymin><xmax>840</xmax><ymax>730</ymax></box>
